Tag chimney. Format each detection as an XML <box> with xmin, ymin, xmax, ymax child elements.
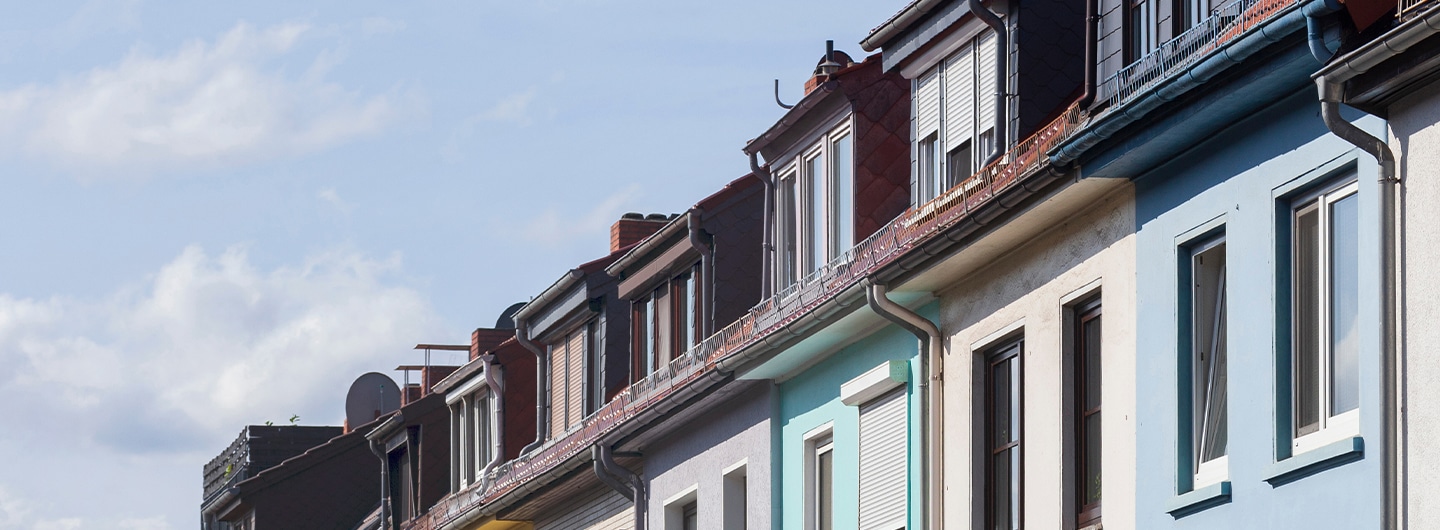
<box><xmin>472</xmin><ymin>328</ymin><xmax>514</xmax><ymax>361</ymax></box>
<box><xmin>805</xmin><ymin>40</ymin><xmax>854</xmax><ymax>95</ymax></box>
<box><xmin>610</xmin><ymin>212</ymin><xmax>671</xmax><ymax>252</ymax></box>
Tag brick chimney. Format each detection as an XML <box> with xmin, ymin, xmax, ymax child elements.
<box><xmin>610</xmin><ymin>213</ymin><xmax>671</xmax><ymax>252</ymax></box>
<box><xmin>472</xmin><ymin>328</ymin><xmax>514</xmax><ymax>361</ymax></box>
<box><xmin>805</xmin><ymin>41</ymin><xmax>854</xmax><ymax>96</ymax></box>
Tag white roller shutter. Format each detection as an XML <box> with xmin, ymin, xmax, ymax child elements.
<box><xmin>549</xmin><ymin>343</ymin><xmax>566</xmax><ymax>437</ymax></box>
<box><xmin>943</xmin><ymin>43</ymin><xmax>975</xmax><ymax>156</ymax></box>
<box><xmin>914</xmin><ymin>69</ymin><xmax>941</xmax><ymax>139</ymax></box>
<box><xmin>566</xmin><ymin>328</ymin><xmax>586</xmax><ymax>428</ymax></box>
<box><xmin>976</xmin><ymin>30</ymin><xmax>999</xmax><ymax>137</ymax></box>
<box><xmin>858</xmin><ymin>389</ymin><xmax>908</xmax><ymax>530</ymax></box>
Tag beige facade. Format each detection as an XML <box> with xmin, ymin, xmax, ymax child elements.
<box><xmin>928</xmin><ymin>182</ymin><xmax>1136</xmax><ymax>530</ymax></box>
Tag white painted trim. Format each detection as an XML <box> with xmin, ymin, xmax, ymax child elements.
<box><xmin>803</xmin><ymin>421</ymin><xmax>835</xmax><ymax>443</ymax></box>
<box><xmin>445</xmin><ymin>372</ymin><xmax>488</xmax><ymax>404</ymax></box>
<box><xmin>662</xmin><ymin>484</ymin><xmax>700</xmax><ymax>508</ymax></box>
<box><xmin>1059</xmin><ymin>278</ymin><xmax>1103</xmax><ymax>307</ymax></box>
<box><xmin>971</xmin><ymin>318</ymin><xmax>1025</xmax><ymax>353</ymax></box>
<box><xmin>841</xmin><ymin>360</ymin><xmax>910</xmax><ymax>406</ymax></box>
<box><xmin>722</xmin><ymin>458</ymin><xmax>749</xmax><ymax>477</ymax></box>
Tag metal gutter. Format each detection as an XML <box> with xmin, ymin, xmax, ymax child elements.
<box><xmin>687</xmin><ymin>208</ymin><xmax>717</xmax><ymax>334</ymax></box>
<box><xmin>861</xmin><ymin>0</ymin><xmax>948</xmax><ymax>52</ymax></box>
<box><xmin>605</xmin><ymin>215</ymin><xmax>690</xmax><ymax>277</ymax></box>
<box><xmin>594</xmin><ymin>444</ymin><xmax>646</xmax><ymax>529</ymax></box>
<box><xmin>516</xmin><ymin>320</ymin><xmax>549</xmax><ymax>456</ymax></box>
<box><xmin>478</xmin><ymin>353</ymin><xmax>506</xmax><ymax>492</ymax></box>
<box><xmin>864</xmin><ymin>281</ymin><xmax>943</xmax><ymax>530</ymax></box>
<box><xmin>1304</xmin><ymin>0</ymin><xmax>1344</xmax><ymax>62</ymax></box>
<box><xmin>1310</xmin><ymin>5</ymin><xmax>1440</xmax><ymax>527</ymax></box>
<box><xmin>368</xmin><ymin>438</ymin><xmax>392</xmax><ymax>530</ymax></box>
<box><xmin>751</xmin><ymin>152</ymin><xmax>775</xmax><ymax>300</ymax></box>
<box><xmin>1050</xmin><ymin>0</ymin><xmax>1314</xmax><ymax>166</ymax></box>
<box><xmin>743</xmin><ymin>81</ymin><xmax>838</xmax><ymax>157</ymax></box>
<box><xmin>713</xmin><ymin>281</ymin><xmax>869</xmax><ymax>374</ymax></box>
<box><xmin>511</xmin><ymin>269</ymin><xmax>585</xmax><ymax>322</ymax></box>
<box><xmin>967</xmin><ymin>0</ymin><xmax>1009</xmax><ymax>164</ymax></box>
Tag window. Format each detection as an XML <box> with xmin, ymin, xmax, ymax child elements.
<box><xmin>1184</xmin><ymin>235</ymin><xmax>1227</xmax><ymax>487</ymax></box>
<box><xmin>550</xmin><ymin>326</ymin><xmax>589</xmax><ymax>435</ymax></box>
<box><xmin>633</xmin><ymin>296</ymin><xmax>655</xmax><ymax>381</ymax></box>
<box><xmin>805</xmin><ymin>429</ymin><xmax>835</xmax><ymax>530</ymax></box>
<box><xmin>665</xmin><ymin>488</ymin><xmax>700</xmax><ymax>530</ymax></box>
<box><xmin>634</xmin><ymin>266</ymin><xmax>702</xmax><ymax>379</ymax></box>
<box><xmin>914</xmin><ymin>30</ymin><xmax>999</xmax><ymax>206</ymax></box>
<box><xmin>723</xmin><ymin>462</ymin><xmax>748</xmax><ymax>530</ymax></box>
<box><xmin>682</xmin><ymin>502</ymin><xmax>698</xmax><ymax>530</ymax></box>
<box><xmin>1125</xmin><ymin>0</ymin><xmax>1152</xmax><ymax>64</ymax></box>
<box><xmin>674</xmin><ymin>269</ymin><xmax>697</xmax><ymax>356</ymax></box>
<box><xmin>778</xmin><ymin>171</ymin><xmax>798</xmax><ymax>288</ymax></box>
<box><xmin>449</xmin><ymin>381</ymin><xmax>497</xmax><ymax>490</ymax></box>
<box><xmin>987</xmin><ymin>338</ymin><xmax>1022</xmax><ymax>530</ymax></box>
<box><xmin>1291</xmin><ymin>179</ymin><xmax>1360</xmax><ymax>453</ymax></box>
<box><xmin>1074</xmin><ymin>300</ymin><xmax>1102</xmax><ymax>527</ymax></box>
<box><xmin>858</xmin><ymin>389</ymin><xmax>907</xmax><ymax>530</ymax></box>
<box><xmin>1173</xmin><ymin>0</ymin><xmax>1203</xmax><ymax>34</ymax></box>
<box><xmin>784</xmin><ymin>123</ymin><xmax>854</xmax><ymax>279</ymax></box>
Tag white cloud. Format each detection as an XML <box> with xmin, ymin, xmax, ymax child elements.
<box><xmin>0</xmin><ymin>245</ymin><xmax>445</xmax><ymax>454</ymax></box>
<box><xmin>318</xmin><ymin>187</ymin><xmax>354</xmax><ymax>214</ymax></box>
<box><xmin>521</xmin><ymin>184</ymin><xmax>642</xmax><ymax>247</ymax></box>
<box><xmin>478</xmin><ymin>87</ymin><xmax>538</xmax><ymax>126</ymax></box>
<box><xmin>0</xmin><ymin>21</ymin><xmax>417</xmax><ymax>175</ymax></box>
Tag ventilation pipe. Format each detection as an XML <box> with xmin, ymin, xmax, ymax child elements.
<box><xmin>750</xmin><ymin>151</ymin><xmax>775</xmax><ymax>299</ymax></box>
<box><xmin>595</xmin><ymin>443</ymin><xmax>647</xmax><ymax>529</ymax></box>
<box><xmin>516</xmin><ymin>320</ymin><xmax>549</xmax><ymax>455</ymax></box>
<box><xmin>864</xmin><ymin>280</ymin><xmax>943</xmax><ymax>530</ymax></box>
<box><xmin>968</xmin><ymin>0</ymin><xmax>1008</xmax><ymax>164</ymax></box>
<box><xmin>477</xmin><ymin>353</ymin><xmax>506</xmax><ymax>491</ymax></box>
<box><xmin>1079</xmin><ymin>0</ymin><xmax>1099</xmax><ymax>108</ymax></box>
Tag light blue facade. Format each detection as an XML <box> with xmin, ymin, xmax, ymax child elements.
<box><xmin>768</xmin><ymin>307</ymin><xmax>934</xmax><ymax>530</ymax></box>
<box><xmin>1129</xmin><ymin>91</ymin><xmax>1385</xmax><ymax>528</ymax></box>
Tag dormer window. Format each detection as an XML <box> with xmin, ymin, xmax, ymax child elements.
<box><xmin>448</xmin><ymin>375</ymin><xmax>499</xmax><ymax>491</ymax></box>
<box><xmin>548</xmin><ymin>323</ymin><xmax>594</xmax><ymax>436</ymax></box>
<box><xmin>778</xmin><ymin>121</ymin><xmax>854</xmax><ymax>285</ymax></box>
<box><xmin>632</xmin><ymin>264</ymin><xmax>703</xmax><ymax>380</ymax></box>
<box><xmin>912</xmin><ymin>30</ymin><xmax>998</xmax><ymax>206</ymax></box>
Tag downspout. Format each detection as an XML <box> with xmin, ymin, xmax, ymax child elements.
<box><xmin>968</xmin><ymin>0</ymin><xmax>1008</xmax><ymax>164</ymax></box>
<box><xmin>478</xmin><ymin>353</ymin><xmax>506</xmax><ymax>491</ymax></box>
<box><xmin>1079</xmin><ymin>0</ymin><xmax>1098</xmax><ymax>108</ymax></box>
<box><xmin>591</xmin><ymin>445</ymin><xmax>635</xmax><ymax>502</ymax></box>
<box><xmin>863</xmin><ymin>280</ymin><xmax>942</xmax><ymax>530</ymax></box>
<box><xmin>750</xmin><ymin>151</ymin><xmax>775</xmax><ymax>299</ymax></box>
<box><xmin>595</xmin><ymin>443</ymin><xmax>647</xmax><ymax>529</ymax></box>
<box><xmin>688</xmin><ymin>208</ymin><xmax>716</xmax><ymax>335</ymax></box>
<box><xmin>369</xmin><ymin>439</ymin><xmax>392</xmax><ymax>530</ymax></box>
<box><xmin>1303</xmin><ymin>0</ymin><xmax>1343</xmax><ymax>62</ymax></box>
<box><xmin>516</xmin><ymin>320</ymin><xmax>549</xmax><ymax>455</ymax></box>
<box><xmin>1316</xmin><ymin>77</ymin><xmax>1398</xmax><ymax>530</ymax></box>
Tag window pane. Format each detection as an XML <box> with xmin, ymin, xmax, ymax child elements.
<box><xmin>806</xmin><ymin>154</ymin><xmax>824</xmax><ymax>274</ymax></box>
<box><xmin>778</xmin><ymin>173</ymin><xmax>797</xmax><ymax>287</ymax></box>
<box><xmin>992</xmin><ymin>448</ymin><xmax>1011</xmax><ymax>530</ymax></box>
<box><xmin>1083</xmin><ymin>315</ymin><xmax>1102</xmax><ymax>410</ymax></box>
<box><xmin>1330</xmin><ymin>193</ymin><xmax>1360</xmax><ymax>414</ymax></box>
<box><xmin>831</xmin><ymin>134</ymin><xmax>853</xmax><ymax>259</ymax></box>
<box><xmin>919</xmin><ymin>136</ymin><xmax>938</xmax><ymax>202</ymax></box>
<box><xmin>993</xmin><ymin>358</ymin><xmax>1012</xmax><ymax>447</ymax></box>
<box><xmin>1193</xmin><ymin>241</ymin><xmax>1227</xmax><ymax>464</ymax></box>
<box><xmin>948</xmin><ymin>141</ymin><xmax>973</xmax><ymax>192</ymax></box>
<box><xmin>1295</xmin><ymin>205</ymin><xmax>1321</xmax><ymax>435</ymax></box>
<box><xmin>1084</xmin><ymin>412</ymin><xmax>1102</xmax><ymax>505</ymax></box>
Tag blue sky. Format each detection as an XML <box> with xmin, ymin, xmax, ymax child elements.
<box><xmin>0</xmin><ymin>1</ymin><xmax>902</xmax><ymax>528</ymax></box>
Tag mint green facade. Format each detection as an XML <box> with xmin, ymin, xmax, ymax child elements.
<box><xmin>772</xmin><ymin>305</ymin><xmax>935</xmax><ymax>530</ymax></box>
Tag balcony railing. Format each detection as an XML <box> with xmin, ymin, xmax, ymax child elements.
<box><xmin>1096</xmin><ymin>0</ymin><xmax>1298</xmax><ymax>110</ymax></box>
<box><xmin>411</xmin><ymin>2</ymin><xmax>1306</xmax><ymax>526</ymax></box>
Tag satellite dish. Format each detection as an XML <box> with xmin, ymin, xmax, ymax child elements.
<box><xmin>346</xmin><ymin>372</ymin><xmax>401</xmax><ymax>427</ymax></box>
<box><xmin>495</xmin><ymin>302</ymin><xmax>525</xmax><ymax>330</ymax></box>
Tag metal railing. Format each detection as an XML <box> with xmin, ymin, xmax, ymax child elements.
<box><xmin>1401</xmin><ymin>0</ymin><xmax>1437</xmax><ymax>20</ymax></box>
<box><xmin>1096</xmin><ymin>0</ymin><xmax>1298</xmax><ymax>109</ymax></box>
<box><xmin>410</xmin><ymin>1</ymin><xmax>1306</xmax><ymax>524</ymax></box>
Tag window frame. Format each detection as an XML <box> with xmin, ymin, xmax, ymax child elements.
<box><xmin>985</xmin><ymin>337</ymin><xmax>1024</xmax><ymax>530</ymax></box>
<box><xmin>1181</xmin><ymin>233</ymin><xmax>1229</xmax><ymax>489</ymax></box>
<box><xmin>1073</xmin><ymin>298</ymin><xmax>1103</xmax><ymax>528</ymax></box>
<box><xmin>448</xmin><ymin>379</ymin><xmax>498</xmax><ymax>491</ymax></box>
<box><xmin>778</xmin><ymin>120</ymin><xmax>855</xmax><ymax>284</ymax></box>
<box><xmin>803</xmin><ymin>424</ymin><xmax>836</xmax><ymax>530</ymax></box>
<box><xmin>1289</xmin><ymin>178</ymin><xmax>1361</xmax><ymax>454</ymax></box>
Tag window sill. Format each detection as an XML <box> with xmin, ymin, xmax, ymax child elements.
<box><xmin>1166</xmin><ymin>481</ymin><xmax>1231</xmax><ymax>518</ymax></box>
<box><xmin>1264</xmin><ymin>436</ymin><xmax>1364</xmax><ymax>486</ymax></box>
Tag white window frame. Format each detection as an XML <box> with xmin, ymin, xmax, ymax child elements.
<box><xmin>663</xmin><ymin>485</ymin><xmax>700</xmax><ymax>530</ymax></box>
<box><xmin>911</xmin><ymin>30</ymin><xmax>999</xmax><ymax>207</ymax></box>
<box><xmin>446</xmin><ymin>379</ymin><xmax>499</xmax><ymax>490</ymax></box>
<box><xmin>1187</xmin><ymin>234</ymin><xmax>1228</xmax><ymax>488</ymax></box>
<box><xmin>803</xmin><ymin>423</ymin><xmax>836</xmax><ymax>530</ymax></box>
<box><xmin>1291</xmin><ymin>179</ymin><xmax>1362</xmax><ymax>454</ymax></box>
<box><xmin>779</xmin><ymin>120</ymin><xmax>854</xmax><ymax>282</ymax></box>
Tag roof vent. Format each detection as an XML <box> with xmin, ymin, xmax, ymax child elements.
<box><xmin>806</xmin><ymin>41</ymin><xmax>854</xmax><ymax>95</ymax></box>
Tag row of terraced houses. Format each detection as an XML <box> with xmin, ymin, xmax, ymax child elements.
<box><xmin>199</xmin><ymin>0</ymin><xmax>1440</xmax><ymax>528</ymax></box>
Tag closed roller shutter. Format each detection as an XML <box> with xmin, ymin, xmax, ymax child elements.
<box><xmin>566</xmin><ymin>327</ymin><xmax>586</xmax><ymax>427</ymax></box>
<box><xmin>914</xmin><ymin>69</ymin><xmax>941</xmax><ymax>138</ymax></box>
<box><xmin>549</xmin><ymin>342</ymin><xmax>567</xmax><ymax>437</ymax></box>
<box><xmin>533</xmin><ymin>486</ymin><xmax>634</xmax><ymax>530</ymax></box>
<box><xmin>943</xmin><ymin>43</ymin><xmax>975</xmax><ymax>156</ymax></box>
<box><xmin>976</xmin><ymin>30</ymin><xmax>999</xmax><ymax>137</ymax></box>
<box><xmin>858</xmin><ymin>388</ymin><xmax>908</xmax><ymax>530</ymax></box>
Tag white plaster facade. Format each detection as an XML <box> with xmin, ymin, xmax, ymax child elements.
<box><xmin>929</xmin><ymin>183</ymin><xmax>1136</xmax><ymax>530</ymax></box>
<box><xmin>1388</xmin><ymin>81</ymin><xmax>1440</xmax><ymax>528</ymax></box>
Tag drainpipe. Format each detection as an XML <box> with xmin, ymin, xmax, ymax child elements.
<box><xmin>591</xmin><ymin>445</ymin><xmax>635</xmax><ymax>502</ymax></box>
<box><xmin>478</xmin><ymin>353</ymin><xmax>506</xmax><ymax>491</ymax></box>
<box><xmin>1079</xmin><ymin>0</ymin><xmax>1098</xmax><ymax>108</ymax></box>
<box><xmin>516</xmin><ymin>320</ymin><xmax>549</xmax><ymax>455</ymax></box>
<box><xmin>595</xmin><ymin>443</ymin><xmax>647</xmax><ymax>529</ymax></box>
<box><xmin>687</xmin><ymin>207</ymin><xmax>717</xmax><ymax>335</ymax></box>
<box><xmin>1303</xmin><ymin>0</ymin><xmax>1344</xmax><ymax>62</ymax></box>
<box><xmin>968</xmin><ymin>0</ymin><xmax>1008</xmax><ymax>164</ymax></box>
<box><xmin>863</xmin><ymin>280</ymin><xmax>942</xmax><ymax>530</ymax></box>
<box><xmin>369</xmin><ymin>439</ymin><xmax>392</xmax><ymax>530</ymax></box>
<box><xmin>750</xmin><ymin>151</ymin><xmax>775</xmax><ymax>299</ymax></box>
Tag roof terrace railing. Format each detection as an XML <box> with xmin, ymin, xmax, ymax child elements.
<box><xmin>1095</xmin><ymin>0</ymin><xmax>1298</xmax><ymax>110</ymax></box>
<box><xmin>411</xmin><ymin>2</ymin><xmax>1306</xmax><ymax>525</ymax></box>
<box><xmin>1401</xmin><ymin>0</ymin><xmax>1437</xmax><ymax>20</ymax></box>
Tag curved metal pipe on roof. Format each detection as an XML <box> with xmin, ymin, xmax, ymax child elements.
<box><xmin>967</xmin><ymin>0</ymin><xmax>1008</xmax><ymax>165</ymax></box>
<box><xmin>864</xmin><ymin>280</ymin><xmax>943</xmax><ymax>530</ymax></box>
<box><xmin>590</xmin><ymin>445</ymin><xmax>635</xmax><ymax>502</ymax></box>
<box><xmin>1304</xmin><ymin>0</ymin><xmax>1344</xmax><ymax>62</ymax></box>
<box><xmin>516</xmin><ymin>321</ymin><xmax>549</xmax><ymax>456</ymax></box>
<box><xmin>477</xmin><ymin>353</ymin><xmax>506</xmax><ymax>492</ymax></box>
<box><xmin>595</xmin><ymin>443</ymin><xmax>647</xmax><ymax>529</ymax></box>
